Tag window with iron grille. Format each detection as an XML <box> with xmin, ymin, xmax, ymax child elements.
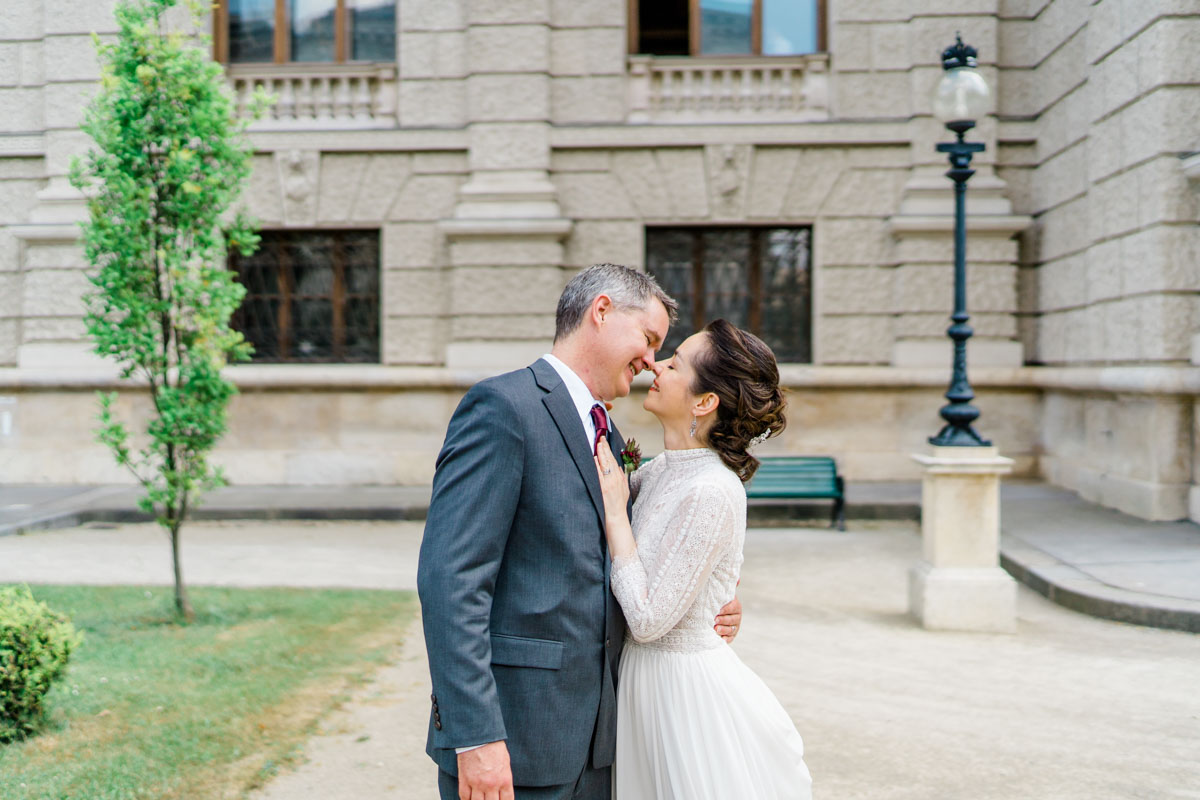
<box><xmin>646</xmin><ymin>227</ymin><xmax>812</xmax><ymax>363</ymax></box>
<box><xmin>231</xmin><ymin>229</ymin><xmax>380</xmax><ymax>363</ymax></box>
<box><xmin>214</xmin><ymin>0</ymin><xmax>396</xmax><ymax>64</ymax></box>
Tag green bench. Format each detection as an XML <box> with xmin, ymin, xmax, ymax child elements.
<box><xmin>745</xmin><ymin>456</ymin><xmax>846</xmax><ymax>531</ymax></box>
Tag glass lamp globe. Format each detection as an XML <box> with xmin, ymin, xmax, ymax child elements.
<box><xmin>932</xmin><ymin>66</ymin><xmax>991</xmax><ymax>125</ymax></box>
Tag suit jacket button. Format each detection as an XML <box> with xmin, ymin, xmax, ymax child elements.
<box><xmin>431</xmin><ymin>693</ymin><xmax>437</xmax><ymax>704</ymax></box>
<box><xmin>434</xmin><ymin>720</ymin><xmax>442</xmax><ymax>730</ymax></box>
<box><xmin>605</xmin><ymin>638</ymin><xmax>611</xmax><ymax>648</ymax></box>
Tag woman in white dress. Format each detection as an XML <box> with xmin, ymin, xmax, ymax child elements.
<box><xmin>594</xmin><ymin>318</ymin><xmax>813</xmax><ymax>800</ymax></box>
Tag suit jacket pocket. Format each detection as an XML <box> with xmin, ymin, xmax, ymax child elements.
<box><xmin>490</xmin><ymin>633</ymin><xmax>564</xmax><ymax>670</ymax></box>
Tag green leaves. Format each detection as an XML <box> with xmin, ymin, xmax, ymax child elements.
<box><xmin>0</xmin><ymin>586</ymin><xmax>82</xmax><ymax>743</ymax></box>
<box><xmin>71</xmin><ymin>0</ymin><xmax>267</xmax><ymax>620</ymax></box>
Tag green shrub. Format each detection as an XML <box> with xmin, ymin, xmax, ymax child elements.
<box><xmin>0</xmin><ymin>586</ymin><xmax>82</xmax><ymax>743</ymax></box>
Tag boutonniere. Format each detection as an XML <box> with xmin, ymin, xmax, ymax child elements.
<box><xmin>620</xmin><ymin>439</ymin><xmax>642</xmax><ymax>474</ymax></box>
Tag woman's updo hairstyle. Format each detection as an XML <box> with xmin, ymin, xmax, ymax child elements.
<box><xmin>690</xmin><ymin>319</ymin><xmax>787</xmax><ymax>483</ymax></box>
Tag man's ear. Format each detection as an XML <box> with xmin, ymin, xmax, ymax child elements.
<box><xmin>590</xmin><ymin>294</ymin><xmax>614</xmax><ymax>328</ymax></box>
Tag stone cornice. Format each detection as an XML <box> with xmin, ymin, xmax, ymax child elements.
<box><xmin>548</xmin><ymin>122</ymin><xmax>912</xmax><ymax>149</ymax></box>
<box><xmin>246</xmin><ymin>128</ymin><xmax>469</xmax><ymax>153</ymax></box>
<box><xmin>244</xmin><ymin>123</ymin><xmax>915</xmax><ymax>153</ymax></box>
<box><xmin>9</xmin><ymin>223</ymin><xmax>83</xmax><ymax>242</ymax></box>
<box><xmin>4</xmin><ymin>365</ymin><xmax>1199</xmax><ymax>395</ymax></box>
<box><xmin>886</xmin><ymin>214</ymin><xmax>1033</xmax><ymax>236</ymax></box>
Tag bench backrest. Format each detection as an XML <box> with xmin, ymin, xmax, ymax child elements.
<box><xmin>746</xmin><ymin>456</ymin><xmax>841</xmax><ymax>497</ymax></box>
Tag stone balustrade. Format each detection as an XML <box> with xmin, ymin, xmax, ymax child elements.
<box><xmin>228</xmin><ymin>64</ymin><xmax>398</xmax><ymax>130</ymax></box>
<box><xmin>626</xmin><ymin>54</ymin><xmax>829</xmax><ymax>124</ymax></box>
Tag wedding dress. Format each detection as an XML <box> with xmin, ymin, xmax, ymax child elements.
<box><xmin>611</xmin><ymin>448</ymin><xmax>812</xmax><ymax>800</ymax></box>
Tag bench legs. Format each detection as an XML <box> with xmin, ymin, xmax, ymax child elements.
<box><xmin>831</xmin><ymin>477</ymin><xmax>846</xmax><ymax>531</ymax></box>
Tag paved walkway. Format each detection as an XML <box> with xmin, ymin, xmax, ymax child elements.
<box><xmin>4</xmin><ymin>480</ymin><xmax>1199</xmax><ymax>631</ymax></box>
<box><xmin>1</xmin><ymin>519</ymin><xmax>1197</xmax><ymax>799</ymax></box>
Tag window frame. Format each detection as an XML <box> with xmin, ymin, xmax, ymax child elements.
<box><xmin>644</xmin><ymin>224</ymin><xmax>814</xmax><ymax>364</ymax></box>
<box><xmin>214</xmin><ymin>0</ymin><xmax>383</xmax><ymax>65</ymax></box>
<box><xmin>627</xmin><ymin>0</ymin><xmax>828</xmax><ymax>57</ymax></box>
<box><xmin>230</xmin><ymin>228</ymin><xmax>382</xmax><ymax>364</ymax></box>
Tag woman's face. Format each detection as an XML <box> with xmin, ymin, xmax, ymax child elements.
<box><xmin>643</xmin><ymin>332</ymin><xmax>708</xmax><ymax>424</ymax></box>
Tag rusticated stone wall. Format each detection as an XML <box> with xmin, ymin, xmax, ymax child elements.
<box><xmin>995</xmin><ymin>0</ymin><xmax>1200</xmax><ymax>519</ymax></box>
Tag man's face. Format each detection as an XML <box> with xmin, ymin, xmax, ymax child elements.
<box><xmin>596</xmin><ymin>299</ymin><xmax>671</xmax><ymax>400</ymax></box>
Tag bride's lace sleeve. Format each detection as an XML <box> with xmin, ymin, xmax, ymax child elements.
<box><xmin>610</xmin><ymin>483</ymin><xmax>737</xmax><ymax>643</ymax></box>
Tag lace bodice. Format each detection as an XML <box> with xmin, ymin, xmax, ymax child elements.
<box><xmin>610</xmin><ymin>448</ymin><xmax>746</xmax><ymax>652</ymax></box>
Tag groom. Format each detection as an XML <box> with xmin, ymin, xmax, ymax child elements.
<box><xmin>418</xmin><ymin>264</ymin><xmax>742</xmax><ymax>800</ymax></box>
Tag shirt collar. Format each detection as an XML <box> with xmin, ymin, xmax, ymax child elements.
<box><xmin>542</xmin><ymin>353</ymin><xmax>609</xmax><ymax>431</ymax></box>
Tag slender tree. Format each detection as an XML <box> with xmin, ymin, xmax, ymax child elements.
<box><xmin>70</xmin><ymin>0</ymin><xmax>268</xmax><ymax>620</ymax></box>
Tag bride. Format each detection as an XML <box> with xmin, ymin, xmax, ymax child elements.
<box><xmin>594</xmin><ymin>319</ymin><xmax>813</xmax><ymax>800</ymax></box>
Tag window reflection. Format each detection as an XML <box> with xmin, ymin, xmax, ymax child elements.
<box><xmin>763</xmin><ymin>0</ymin><xmax>818</xmax><ymax>55</ymax></box>
<box><xmin>291</xmin><ymin>0</ymin><xmax>336</xmax><ymax>62</ymax></box>
<box><xmin>699</xmin><ymin>0</ymin><xmax>752</xmax><ymax>55</ymax></box>
<box><xmin>229</xmin><ymin>0</ymin><xmax>274</xmax><ymax>63</ymax></box>
<box><xmin>351</xmin><ymin>0</ymin><xmax>396</xmax><ymax>61</ymax></box>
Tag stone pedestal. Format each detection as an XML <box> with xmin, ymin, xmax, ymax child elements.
<box><xmin>909</xmin><ymin>445</ymin><xmax>1017</xmax><ymax>633</ymax></box>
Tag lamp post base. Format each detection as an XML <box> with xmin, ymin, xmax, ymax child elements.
<box><xmin>909</xmin><ymin>562</ymin><xmax>1017</xmax><ymax>633</ymax></box>
<box><xmin>909</xmin><ymin>446</ymin><xmax>1017</xmax><ymax>633</ymax></box>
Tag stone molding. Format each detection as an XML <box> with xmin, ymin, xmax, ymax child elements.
<box><xmin>8</xmin><ymin>224</ymin><xmax>82</xmax><ymax>243</ymax></box>
<box><xmin>4</xmin><ymin>364</ymin><xmax>1199</xmax><ymax>394</ymax></box>
<box><xmin>886</xmin><ymin>213</ymin><xmax>1032</xmax><ymax>235</ymax></box>
<box><xmin>0</xmin><ymin>134</ymin><xmax>45</xmax><ymax>157</ymax></box>
<box><xmin>438</xmin><ymin>217</ymin><xmax>571</xmax><ymax>238</ymax></box>
<box><xmin>247</xmin><ymin>129</ymin><xmax>469</xmax><ymax>153</ymax></box>
<box><xmin>549</xmin><ymin>122</ymin><xmax>910</xmax><ymax>149</ymax></box>
<box><xmin>1183</xmin><ymin>152</ymin><xmax>1200</xmax><ymax>184</ymax></box>
<box><xmin>912</xmin><ymin>446</ymin><xmax>1016</xmax><ymax>475</ymax></box>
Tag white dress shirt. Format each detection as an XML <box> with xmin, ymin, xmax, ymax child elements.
<box><xmin>455</xmin><ymin>355</ymin><xmax>608</xmax><ymax>756</ymax></box>
<box><xmin>542</xmin><ymin>352</ymin><xmax>609</xmax><ymax>448</ymax></box>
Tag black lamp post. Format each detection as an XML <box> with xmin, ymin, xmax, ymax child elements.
<box><xmin>929</xmin><ymin>34</ymin><xmax>992</xmax><ymax>447</ymax></box>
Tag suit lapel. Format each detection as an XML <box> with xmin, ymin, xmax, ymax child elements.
<box><xmin>534</xmin><ymin>361</ymin><xmax>607</xmax><ymax>523</ymax></box>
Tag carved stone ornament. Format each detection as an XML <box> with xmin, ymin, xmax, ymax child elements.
<box><xmin>706</xmin><ymin>143</ymin><xmax>751</xmax><ymax>220</ymax></box>
<box><xmin>275</xmin><ymin>149</ymin><xmax>320</xmax><ymax>226</ymax></box>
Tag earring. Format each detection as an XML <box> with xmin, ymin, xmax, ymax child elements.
<box><xmin>689</xmin><ymin>417</ymin><xmax>697</xmax><ymax>438</ymax></box>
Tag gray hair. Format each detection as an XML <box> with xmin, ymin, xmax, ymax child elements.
<box><xmin>554</xmin><ymin>263</ymin><xmax>679</xmax><ymax>342</ymax></box>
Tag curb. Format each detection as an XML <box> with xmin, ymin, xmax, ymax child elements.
<box><xmin>999</xmin><ymin>546</ymin><xmax>1200</xmax><ymax>635</ymax></box>
<box><xmin>0</xmin><ymin>505</ymin><xmax>430</xmax><ymax>537</ymax></box>
<box><xmin>1</xmin><ymin>499</ymin><xmax>918</xmax><ymax>537</ymax></box>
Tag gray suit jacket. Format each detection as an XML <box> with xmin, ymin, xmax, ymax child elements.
<box><xmin>417</xmin><ymin>358</ymin><xmax>627</xmax><ymax>787</ymax></box>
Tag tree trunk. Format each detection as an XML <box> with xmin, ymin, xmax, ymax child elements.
<box><xmin>170</xmin><ymin>520</ymin><xmax>193</xmax><ymax>622</ymax></box>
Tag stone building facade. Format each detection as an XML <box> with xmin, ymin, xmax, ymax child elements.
<box><xmin>1</xmin><ymin>0</ymin><xmax>1198</xmax><ymax>521</ymax></box>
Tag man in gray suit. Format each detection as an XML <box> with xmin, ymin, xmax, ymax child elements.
<box><xmin>418</xmin><ymin>264</ymin><xmax>742</xmax><ymax>800</ymax></box>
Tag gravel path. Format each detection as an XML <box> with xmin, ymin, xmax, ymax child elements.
<box><xmin>3</xmin><ymin>520</ymin><xmax>1198</xmax><ymax>799</ymax></box>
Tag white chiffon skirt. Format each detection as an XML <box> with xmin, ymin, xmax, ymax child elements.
<box><xmin>613</xmin><ymin>638</ymin><xmax>813</xmax><ymax>800</ymax></box>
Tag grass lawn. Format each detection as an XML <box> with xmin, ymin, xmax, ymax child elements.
<box><xmin>0</xmin><ymin>584</ymin><xmax>417</xmax><ymax>800</ymax></box>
